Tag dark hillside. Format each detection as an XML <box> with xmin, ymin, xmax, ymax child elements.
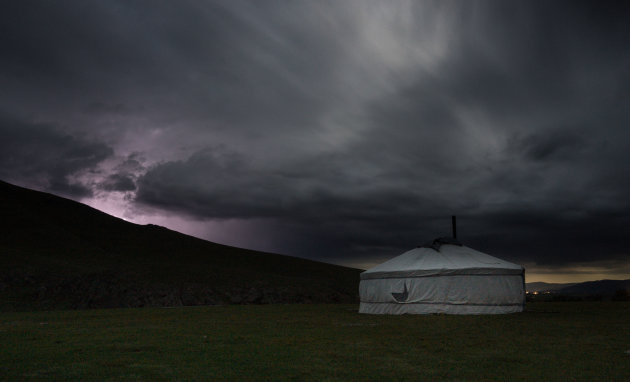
<box><xmin>525</xmin><ymin>282</ymin><xmax>577</xmax><ymax>292</ymax></box>
<box><xmin>556</xmin><ymin>279</ymin><xmax>630</xmax><ymax>296</ymax></box>
<box><xmin>0</xmin><ymin>180</ymin><xmax>361</xmax><ymax>310</ymax></box>
<box><xmin>526</xmin><ymin>279</ymin><xmax>630</xmax><ymax>302</ymax></box>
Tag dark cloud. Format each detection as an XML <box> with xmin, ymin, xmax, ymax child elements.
<box><xmin>2</xmin><ymin>1</ymin><xmax>630</xmax><ymax>277</ymax></box>
<box><xmin>97</xmin><ymin>153</ymin><xmax>145</xmax><ymax>192</ymax></box>
<box><xmin>100</xmin><ymin>174</ymin><xmax>136</xmax><ymax>192</ymax></box>
<box><xmin>134</xmin><ymin>134</ymin><xmax>630</xmax><ymax>266</ymax></box>
<box><xmin>510</xmin><ymin>130</ymin><xmax>586</xmax><ymax>162</ymax></box>
<box><xmin>82</xmin><ymin>102</ymin><xmax>133</xmax><ymax>116</ymax></box>
<box><xmin>0</xmin><ymin>113</ymin><xmax>113</xmax><ymax>198</ymax></box>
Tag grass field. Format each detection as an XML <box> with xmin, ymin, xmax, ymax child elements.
<box><xmin>1</xmin><ymin>302</ymin><xmax>629</xmax><ymax>381</ymax></box>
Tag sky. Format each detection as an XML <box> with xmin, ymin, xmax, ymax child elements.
<box><xmin>2</xmin><ymin>1</ymin><xmax>630</xmax><ymax>283</ymax></box>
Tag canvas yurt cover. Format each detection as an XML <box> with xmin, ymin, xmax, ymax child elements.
<box><xmin>359</xmin><ymin>238</ymin><xmax>525</xmax><ymax>314</ymax></box>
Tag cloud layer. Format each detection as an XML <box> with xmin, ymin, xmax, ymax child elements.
<box><xmin>2</xmin><ymin>1</ymin><xmax>630</xmax><ymax>277</ymax></box>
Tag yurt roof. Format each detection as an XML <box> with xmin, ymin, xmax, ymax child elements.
<box><xmin>361</xmin><ymin>237</ymin><xmax>523</xmax><ymax>280</ymax></box>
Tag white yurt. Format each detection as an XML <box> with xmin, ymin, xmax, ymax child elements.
<box><xmin>359</xmin><ymin>237</ymin><xmax>525</xmax><ymax>314</ymax></box>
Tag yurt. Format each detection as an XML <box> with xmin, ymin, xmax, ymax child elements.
<box><xmin>359</xmin><ymin>237</ymin><xmax>525</xmax><ymax>314</ymax></box>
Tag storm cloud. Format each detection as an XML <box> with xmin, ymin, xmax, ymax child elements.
<box><xmin>0</xmin><ymin>113</ymin><xmax>113</xmax><ymax>197</ymax></box>
<box><xmin>2</xmin><ymin>1</ymin><xmax>630</xmax><ymax>280</ymax></box>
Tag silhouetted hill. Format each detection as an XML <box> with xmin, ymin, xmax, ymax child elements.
<box><xmin>526</xmin><ymin>282</ymin><xmax>577</xmax><ymax>292</ymax></box>
<box><xmin>0</xmin><ymin>180</ymin><xmax>361</xmax><ymax>311</ymax></box>
<box><xmin>556</xmin><ymin>279</ymin><xmax>630</xmax><ymax>296</ymax></box>
<box><xmin>526</xmin><ymin>279</ymin><xmax>630</xmax><ymax>301</ymax></box>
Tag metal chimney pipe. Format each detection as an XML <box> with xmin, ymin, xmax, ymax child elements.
<box><xmin>452</xmin><ymin>215</ymin><xmax>457</xmax><ymax>239</ymax></box>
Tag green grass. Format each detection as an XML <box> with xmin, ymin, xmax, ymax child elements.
<box><xmin>1</xmin><ymin>302</ymin><xmax>629</xmax><ymax>381</ymax></box>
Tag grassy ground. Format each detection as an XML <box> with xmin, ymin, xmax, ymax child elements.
<box><xmin>1</xmin><ymin>302</ymin><xmax>629</xmax><ymax>381</ymax></box>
